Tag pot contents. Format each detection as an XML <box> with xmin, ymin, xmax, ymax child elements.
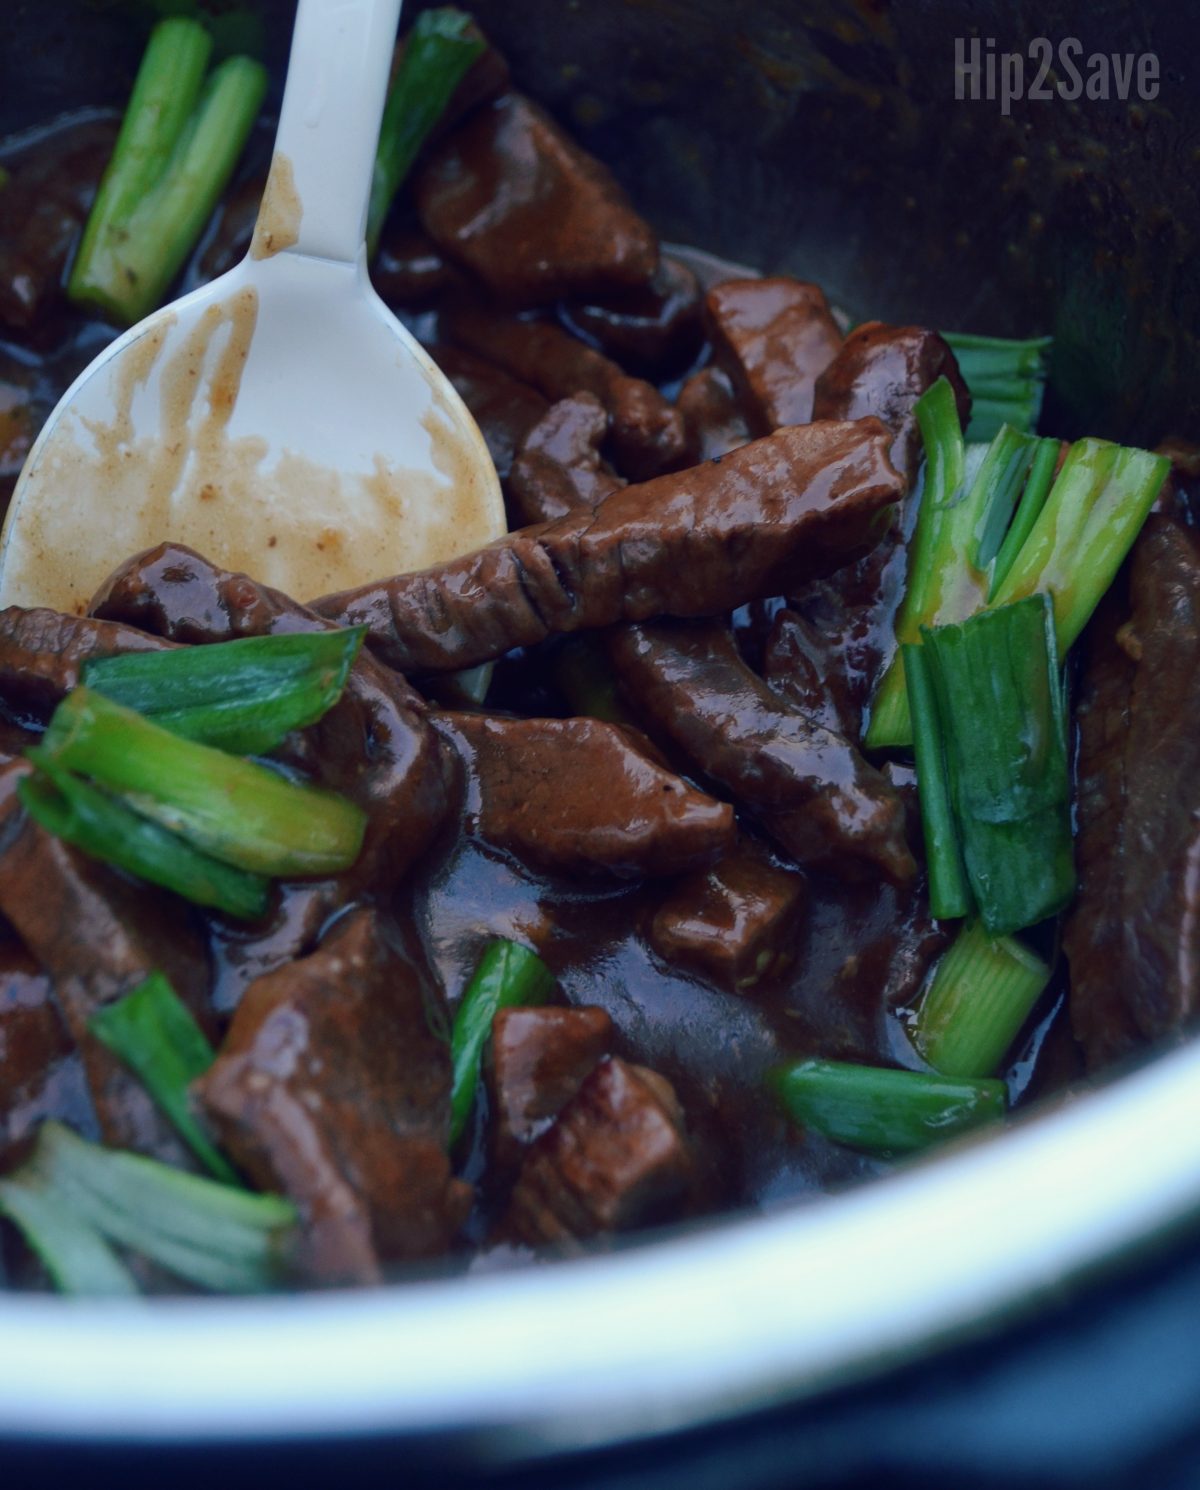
<box><xmin>0</xmin><ymin>11</ymin><xmax>1194</xmax><ymax>1295</ymax></box>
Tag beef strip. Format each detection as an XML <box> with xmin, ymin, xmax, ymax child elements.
<box><xmin>649</xmin><ymin>839</ymin><xmax>807</xmax><ymax>992</ymax></box>
<box><xmin>558</xmin><ymin>255</ymin><xmax>703</xmax><ymax>379</ymax></box>
<box><xmin>197</xmin><ymin>908</ymin><xmax>469</xmax><ymax>1284</ymax></box>
<box><xmin>372</xmin><ymin>224</ymin><xmax>462</xmax><ymax>307</ymax></box>
<box><xmin>442</xmin><ymin>304</ymin><xmax>688</xmax><ymax>480</ymax></box>
<box><xmin>504</xmin><ymin>1055</ymin><xmax>695</xmax><ymax>1248</ymax></box>
<box><xmin>0</xmin><ymin>762</ymin><xmax>211</xmax><ymax>1165</ymax></box>
<box><xmin>311</xmin><ymin>418</ymin><xmax>904</xmax><ymax>675</ymax></box>
<box><xmin>415</xmin><ymin>93</ymin><xmax>658</xmax><ymax>305</ymax></box>
<box><xmin>0</xmin><ymin>608</ymin><xmax>171</xmax><ymax>727</ymax></box>
<box><xmin>611</xmin><ymin>619</ymin><xmax>915</xmax><ymax>884</ymax></box>
<box><xmin>430</xmin><ymin>344</ymin><xmax>548</xmax><ymax>487</ymax></box>
<box><xmin>704</xmin><ymin>278</ymin><xmax>844</xmax><ymax>434</ymax></box>
<box><xmin>0</xmin><ymin>945</ymin><xmax>94</xmax><ymax>1151</ymax></box>
<box><xmin>487</xmin><ymin>1004</ymin><xmax>613</xmax><ymax>1168</ymax></box>
<box><xmin>676</xmin><ymin>366</ymin><xmax>752</xmax><ymax>462</ymax></box>
<box><xmin>1064</xmin><ymin>511</ymin><xmax>1200</xmax><ymax>1067</ymax></box>
<box><xmin>761</xmin><ymin>606</ymin><xmax>858</xmax><ymax>739</ymax></box>
<box><xmin>0</xmin><ymin>118</ymin><xmax>117</xmax><ymax>331</ymax></box>
<box><xmin>508</xmin><ymin>393</ymin><xmax>625</xmax><ymax>525</ymax></box>
<box><xmin>434</xmin><ymin>711</ymin><xmax>735</xmax><ymax>878</ymax></box>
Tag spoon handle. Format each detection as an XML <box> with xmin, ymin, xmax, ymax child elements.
<box><xmin>268</xmin><ymin>0</ymin><xmax>403</xmax><ymax>264</ymax></box>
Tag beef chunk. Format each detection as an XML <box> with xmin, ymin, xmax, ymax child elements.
<box><xmin>762</xmin><ymin>606</ymin><xmax>858</xmax><ymax>739</ymax></box>
<box><xmin>0</xmin><ymin>118</ymin><xmax>117</xmax><ymax>330</ymax></box>
<box><xmin>1064</xmin><ymin>512</ymin><xmax>1200</xmax><ymax>1067</ymax></box>
<box><xmin>415</xmin><ymin>94</ymin><xmax>658</xmax><ymax>305</ymax></box>
<box><xmin>196</xmin><ymin>909</ymin><xmax>469</xmax><ymax>1284</ymax></box>
<box><xmin>488</xmin><ymin>1004</ymin><xmax>612</xmax><ymax>1167</ymax></box>
<box><xmin>649</xmin><ymin>840</ymin><xmax>807</xmax><ymax>992</ymax></box>
<box><xmin>443</xmin><ymin>304</ymin><xmax>687</xmax><ymax>480</ymax></box>
<box><xmin>372</xmin><ymin>224</ymin><xmax>461</xmax><ymax>307</ymax></box>
<box><xmin>704</xmin><ymin>278</ymin><xmax>844</xmax><ymax>433</ymax></box>
<box><xmin>0</xmin><ymin>946</ymin><xmax>94</xmax><ymax>1150</ymax></box>
<box><xmin>612</xmin><ymin>619</ymin><xmax>915</xmax><ymax>884</ymax></box>
<box><xmin>0</xmin><ymin>608</ymin><xmax>171</xmax><ymax>726</ymax></box>
<box><xmin>430</xmin><ymin>343</ymin><xmax>548</xmax><ymax>486</ymax></box>
<box><xmin>312</xmin><ymin>418</ymin><xmax>904</xmax><ymax>675</ymax></box>
<box><xmin>508</xmin><ymin>394</ymin><xmax>625</xmax><ymax>525</ymax></box>
<box><xmin>505</xmin><ymin>1056</ymin><xmax>694</xmax><ymax>1247</ymax></box>
<box><xmin>434</xmin><ymin>711</ymin><xmax>735</xmax><ymax>878</ymax></box>
<box><xmin>812</xmin><ymin>322</ymin><xmax>970</xmax><ymax>486</ymax></box>
<box><xmin>677</xmin><ymin>366</ymin><xmax>752</xmax><ymax>462</ymax></box>
<box><xmin>559</xmin><ymin>255</ymin><xmax>703</xmax><ymax>378</ymax></box>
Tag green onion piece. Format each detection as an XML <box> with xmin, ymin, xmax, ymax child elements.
<box><xmin>990</xmin><ymin>438</ymin><xmax>1171</xmax><ymax>655</ymax></box>
<box><xmin>921</xmin><ymin>594</ymin><xmax>1074</xmax><ymax>937</ymax></box>
<box><xmin>83</xmin><ymin>628</ymin><xmax>366</xmax><ymax>756</ymax></box>
<box><xmin>0</xmin><ymin>1174</ymin><xmax>139</xmax><ymax>1297</ymax></box>
<box><xmin>69</xmin><ymin>20</ymin><xmax>267</xmax><ymax>325</ymax></box>
<box><xmin>19</xmin><ymin>752</ymin><xmax>270</xmax><ymax>921</ymax></box>
<box><xmin>943</xmin><ymin>332</ymin><xmax>1052</xmax><ymax>440</ymax></box>
<box><xmin>22</xmin><ymin>1122</ymin><xmax>296</xmax><ymax>1294</ymax></box>
<box><xmin>988</xmin><ymin>438</ymin><xmax>1061</xmax><ymax>598</ymax></box>
<box><xmin>366</xmin><ymin>8</ymin><xmax>485</xmax><ymax>257</ymax></box>
<box><xmin>552</xmin><ymin>635</ymin><xmax>631</xmax><ymax>724</ymax></box>
<box><xmin>41</xmin><ymin>688</ymin><xmax>366</xmax><ymax>878</ymax></box>
<box><xmin>902</xmin><ymin>642</ymin><xmax>970</xmax><ymax>920</ymax></box>
<box><xmin>771</xmin><ymin>1058</ymin><xmax>1007</xmax><ymax>1155</ymax></box>
<box><xmin>89</xmin><ymin>973</ymin><xmax>237</xmax><ymax>1185</ymax></box>
<box><xmin>449</xmin><ymin>940</ymin><xmax>556</xmax><ymax>1145</ymax></box>
<box><xmin>912</xmin><ymin>919</ymin><xmax>1052</xmax><ymax>1078</ymax></box>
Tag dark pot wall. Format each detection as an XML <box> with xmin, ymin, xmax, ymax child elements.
<box><xmin>2</xmin><ymin>0</ymin><xmax>1196</xmax><ymax>444</ymax></box>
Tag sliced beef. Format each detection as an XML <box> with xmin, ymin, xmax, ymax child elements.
<box><xmin>90</xmin><ymin>544</ymin><xmax>454</xmax><ymax>888</ymax></box>
<box><xmin>415</xmin><ymin>93</ymin><xmax>658</xmax><ymax>305</ymax></box>
<box><xmin>0</xmin><ymin>946</ymin><xmax>94</xmax><ymax>1150</ymax></box>
<box><xmin>196</xmin><ymin>908</ymin><xmax>469</xmax><ymax>1285</ymax></box>
<box><xmin>0</xmin><ymin>607</ymin><xmax>171</xmax><ymax>727</ymax></box>
<box><xmin>762</xmin><ymin>606</ymin><xmax>858</xmax><ymax>739</ymax></box>
<box><xmin>559</xmin><ymin>255</ymin><xmax>703</xmax><ymax>379</ymax></box>
<box><xmin>677</xmin><ymin>366</ymin><xmax>752</xmax><ymax>462</ymax></box>
<box><xmin>704</xmin><ymin>278</ymin><xmax>844</xmax><ymax>433</ymax></box>
<box><xmin>430</xmin><ymin>343</ymin><xmax>548</xmax><ymax>486</ymax></box>
<box><xmin>0</xmin><ymin>764</ymin><xmax>211</xmax><ymax>1165</ymax></box>
<box><xmin>442</xmin><ymin>304</ymin><xmax>687</xmax><ymax>480</ymax></box>
<box><xmin>612</xmin><ymin>619</ymin><xmax>915</xmax><ymax>884</ymax></box>
<box><xmin>508</xmin><ymin>393</ymin><xmax>625</xmax><ymax>525</ymax></box>
<box><xmin>1064</xmin><ymin>512</ymin><xmax>1200</xmax><ymax>1067</ymax></box>
<box><xmin>649</xmin><ymin>840</ymin><xmax>807</xmax><ymax>992</ymax></box>
<box><xmin>504</xmin><ymin>1056</ymin><xmax>695</xmax><ymax>1248</ymax></box>
<box><xmin>372</xmin><ymin>224</ymin><xmax>461</xmax><ymax>307</ymax></box>
<box><xmin>434</xmin><ymin>711</ymin><xmax>735</xmax><ymax>878</ymax></box>
<box><xmin>0</xmin><ymin>118</ymin><xmax>117</xmax><ymax>331</ymax></box>
<box><xmin>312</xmin><ymin>418</ymin><xmax>904</xmax><ymax>675</ymax></box>
<box><xmin>487</xmin><ymin>1004</ymin><xmax>612</xmax><ymax>1168</ymax></box>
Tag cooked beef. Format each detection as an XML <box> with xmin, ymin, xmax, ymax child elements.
<box><xmin>0</xmin><ymin>763</ymin><xmax>211</xmax><ymax>1164</ymax></box>
<box><xmin>0</xmin><ymin>607</ymin><xmax>171</xmax><ymax>726</ymax></box>
<box><xmin>0</xmin><ymin>946</ymin><xmax>94</xmax><ymax>1150</ymax></box>
<box><xmin>508</xmin><ymin>393</ymin><xmax>625</xmax><ymax>524</ymax></box>
<box><xmin>0</xmin><ymin>118</ymin><xmax>117</xmax><ymax>331</ymax></box>
<box><xmin>372</xmin><ymin>224</ymin><xmax>461</xmax><ymax>307</ymax></box>
<box><xmin>430</xmin><ymin>343</ymin><xmax>548</xmax><ymax>486</ymax></box>
<box><xmin>504</xmin><ymin>1056</ymin><xmax>695</xmax><ymax>1248</ymax></box>
<box><xmin>434</xmin><ymin>711</ymin><xmax>735</xmax><ymax>878</ymax></box>
<box><xmin>1064</xmin><ymin>512</ymin><xmax>1200</xmax><ymax>1068</ymax></box>
<box><xmin>196</xmin><ymin>908</ymin><xmax>469</xmax><ymax>1285</ymax></box>
<box><xmin>312</xmin><ymin>418</ymin><xmax>904</xmax><ymax>675</ymax></box>
<box><xmin>197</xmin><ymin>168</ymin><xmax>265</xmax><ymax>282</ymax></box>
<box><xmin>559</xmin><ymin>255</ymin><xmax>703</xmax><ymax>378</ymax></box>
<box><xmin>676</xmin><ymin>366</ymin><xmax>752</xmax><ymax>462</ymax></box>
<box><xmin>487</xmin><ymin>1004</ymin><xmax>613</xmax><ymax>1167</ymax></box>
<box><xmin>812</xmin><ymin>322</ymin><xmax>970</xmax><ymax>486</ymax></box>
<box><xmin>649</xmin><ymin>840</ymin><xmax>807</xmax><ymax>992</ymax></box>
<box><xmin>442</xmin><ymin>303</ymin><xmax>688</xmax><ymax>479</ymax></box>
<box><xmin>761</xmin><ymin>606</ymin><xmax>858</xmax><ymax>739</ymax></box>
<box><xmin>704</xmin><ymin>278</ymin><xmax>844</xmax><ymax>433</ymax></box>
<box><xmin>415</xmin><ymin>94</ymin><xmax>658</xmax><ymax>305</ymax></box>
<box><xmin>90</xmin><ymin>544</ymin><xmax>455</xmax><ymax>887</ymax></box>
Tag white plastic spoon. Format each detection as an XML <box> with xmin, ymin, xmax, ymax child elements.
<box><xmin>0</xmin><ymin>0</ymin><xmax>503</xmax><ymax>617</ymax></box>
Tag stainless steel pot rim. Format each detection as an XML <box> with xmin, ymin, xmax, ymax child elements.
<box><xmin>1</xmin><ymin>1036</ymin><xmax>1198</xmax><ymax>1454</ymax></box>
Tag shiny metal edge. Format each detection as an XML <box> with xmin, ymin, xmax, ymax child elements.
<box><xmin>1</xmin><ymin>1038</ymin><xmax>1198</xmax><ymax>1451</ymax></box>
